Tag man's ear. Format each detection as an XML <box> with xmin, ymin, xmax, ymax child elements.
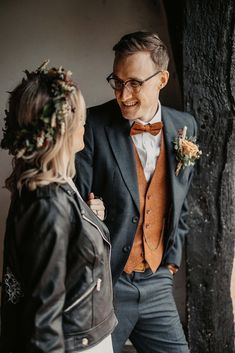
<box><xmin>159</xmin><ymin>70</ymin><xmax>169</xmax><ymax>89</ymax></box>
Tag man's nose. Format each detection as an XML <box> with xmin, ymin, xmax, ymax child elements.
<box><xmin>119</xmin><ymin>85</ymin><xmax>132</xmax><ymax>100</ymax></box>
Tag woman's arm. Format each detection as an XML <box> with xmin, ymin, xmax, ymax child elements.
<box><xmin>4</xmin><ymin>195</ymin><xmax>71</xmax><ymax>353</ymax></box>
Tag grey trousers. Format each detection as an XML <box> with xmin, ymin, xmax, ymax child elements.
<box><xmin>112</xmin><ymin>267</ymin><xmax>190</xmax><ymax>353</ymax></box>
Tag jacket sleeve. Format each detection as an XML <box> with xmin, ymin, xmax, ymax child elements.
<box><xmin>164</xmin><ymin>114</ymin><xmax>198</xmax><ymax>268</ymax></box>
<box><xmin>164</xmin><ymin>174</ymin><xmax>192</xmax><ymax>267</ymax></box>
<box><xmin>12</xmin><ymin>197</ymin><xmax>71</xmax><ymax>352</ymax></box>
<box><xmin>75</xmin><ymin>117</ymin><xmax>94</xmax><ymax>201</ymax></box>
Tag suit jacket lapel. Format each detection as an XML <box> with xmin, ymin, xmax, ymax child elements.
<box><xmin>162</xmin><ymin>106</ymin><xmax>177</xmax><ymax>188</ymax></box>
<box><xmin>105</xmin><ymin>110</ymin><xmax>140</xmax><ymax>211</ymax></box>
<box><xmin>162</xmin><ymin>107</ymin><xmax>185</xmax><ymax>228</ymax></box>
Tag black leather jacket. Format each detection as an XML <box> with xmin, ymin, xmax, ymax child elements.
<box><xmin>0</xmin><ymin>183</ymin><xmax>117</xmax><ymax>353</ymax></box>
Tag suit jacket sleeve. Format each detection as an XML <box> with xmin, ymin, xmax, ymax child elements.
<box><xmin>164</xmin><ymin>173</ymin><xmax>192</xmax><ymax>267</ymax></box>
<box><xmin>164</xmin><ymin>114</ymin><xmax>198</xmax><ymax>268</ymax></box>
<box><xmin>75</xmin><ymin>117</ymin><xmax>94</xmax><ymax>200</ymax></box>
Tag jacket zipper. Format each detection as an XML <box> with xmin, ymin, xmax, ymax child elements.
<box><xmin>81</xmin><ymin>214</ymin><xmax>113</xmax><ymax>301</ymax></box>
<box><xmin>64</xmin><ymin>278</ymin><xmax>102</xmax><ymax>313</ymax></box>
<box><xmin>81</xmin><ymin>214</ymin><xmax>111</xmax><ymax>246</ymax></box>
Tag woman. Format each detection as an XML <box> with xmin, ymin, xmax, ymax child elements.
<box><xmin>0</xmin><ymin>61</ymin><xmax>117</xmax><ymax>353</ymax></box>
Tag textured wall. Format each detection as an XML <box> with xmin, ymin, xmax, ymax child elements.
<box><xmin>183</xmin><ymin>1</ymin><xmax>235</xmax><ymax>351</ymax></box>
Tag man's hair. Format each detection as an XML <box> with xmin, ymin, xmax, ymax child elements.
<box><xmin>113</xmin><ymin>31</ymin><xmax>169</xmax><ymax>70</ymax></box>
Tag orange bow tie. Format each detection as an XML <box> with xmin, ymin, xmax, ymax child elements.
<box><xmin>130</xmin><ymin>121</ymin><xmax>163</xmax><ymax>136</ymax></box>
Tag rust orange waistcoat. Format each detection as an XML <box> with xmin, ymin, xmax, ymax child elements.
<box><xmin>124</xmin><ymin>136</ymin><xmax>169</xmax><ymax>273</ymax></box>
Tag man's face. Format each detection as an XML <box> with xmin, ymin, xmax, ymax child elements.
<box><xmin>113</xmin><ymin>51</ymin><xmax>169</xmax><ymax>122</ymax></box>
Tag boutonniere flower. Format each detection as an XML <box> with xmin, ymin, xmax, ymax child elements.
<box><xmin>173</xmin><ymin>126</ymin><xmax>202</xmax><ymax>176</ymax></box>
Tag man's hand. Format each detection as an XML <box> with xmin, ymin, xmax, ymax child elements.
<box><xmin>167</xmin><ymin>264</ymin><xmax>178</xmax><ymax>275</ymax></box>
<box><xmin>87</xmin><ymin>192</ymin><xmax>105</xmax><ymax>221</ymax></box>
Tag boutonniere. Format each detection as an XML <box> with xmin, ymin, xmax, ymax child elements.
<box><xmin>173</xmin><ymin>126</ymin><xmax>202</xmax><ymax>176</ymax></box>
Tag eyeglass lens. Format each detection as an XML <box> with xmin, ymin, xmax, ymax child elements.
<box><xmin>108</xmin><ymin>79</ymin><xmax>141</xmax><ymax>92</ymax></box>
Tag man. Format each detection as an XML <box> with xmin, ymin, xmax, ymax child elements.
<box><xmin>76</xmin><ymin>31</ymin><xmax>198</xmax><ymax>353</ymax></box>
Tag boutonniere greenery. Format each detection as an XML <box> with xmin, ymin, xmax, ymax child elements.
<box><xmin>173</xmin><ymin>126</ymin><xmax>202</xmax><ymax>176</ymax></box>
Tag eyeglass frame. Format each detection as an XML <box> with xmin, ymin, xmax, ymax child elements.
<box><xmin>106</xmin><ymin>70</ymin><xmax>162</xmax><ymax>92</ymax></box>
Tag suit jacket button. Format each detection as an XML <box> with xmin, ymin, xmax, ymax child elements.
<box><xmin>123</xmin><ymin>246</ymin><xmax>131</xmax><ymax>253</ymax></box>
<box><xmin>169</xmin><ymin>239</ymin><xmax>174</xmax><ymax>246</ymax></box>
<box><xmin>132</xmin><ymin>216</ymin><xmax>139</xmax><ymax>223</ymax></box>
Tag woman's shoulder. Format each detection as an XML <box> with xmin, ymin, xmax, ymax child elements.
<box><xmin>20</xmin><ymin>182</ymin><xmax>72</xmax><ymax>198</ymax></box>
<box><xmin>10</xmin><ymin>182</ymin><xmax>89</xmax><ymax>226</ymax></box>
<box><xmin>14</xmin><ymin>183</ymin><xmax>76</xmax><ymax>216</ymax></box>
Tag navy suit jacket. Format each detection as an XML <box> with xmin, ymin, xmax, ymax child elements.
<box><xmin>75</xmin><ymin>99</ymin><xmax>197</xmax><ymax>282</ymax></box>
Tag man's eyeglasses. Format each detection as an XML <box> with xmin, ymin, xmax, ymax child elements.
<box><xmin>106</xmin><ymin>71</ymin><xmax>162</xmax><ymax>93</ymax></box>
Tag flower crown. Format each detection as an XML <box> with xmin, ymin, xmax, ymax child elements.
<box><xmin>1</xmin><ymin>60</ymin><xmax>77</xmax><ymax>159</ymax></box>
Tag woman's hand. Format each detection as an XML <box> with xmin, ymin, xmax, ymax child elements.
<box><xmin>87</xmin><ymin>192</ymin><xmax>105</xmax><ymax>220</ymax></box>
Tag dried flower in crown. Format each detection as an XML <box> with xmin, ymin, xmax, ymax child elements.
<box><xmin>1</xmin><ymin>60</ymin><xmax>77</xmax><ymax>159</ymax></box>
<box><xmin>173</xmin><ymin>126</ymin><xmax>202</xmax><ymax>176</ymax></box>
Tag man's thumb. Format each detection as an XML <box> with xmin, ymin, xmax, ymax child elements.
<box><xmin>88</xmin><ymin>192</ymin><xmax>95</xmax><ymax>200</ymax></box>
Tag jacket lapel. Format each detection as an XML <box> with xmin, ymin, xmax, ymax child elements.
<box><xmin>162</xmin><ymin>107</ymin><xmax>186</xmax><ymax>229</ymax></box>
<box><xmin>105</xmin><ymin>110</ymin><xmax>140</xmax><ymax>212</ymax></box>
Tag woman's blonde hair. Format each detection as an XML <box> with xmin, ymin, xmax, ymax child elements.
<box><xmin>2</xmin><ymin>63</ymin><xmax>86</xmax><ymax>193</ymax></box>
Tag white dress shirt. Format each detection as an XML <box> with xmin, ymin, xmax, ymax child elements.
<box><xmin>130</xmin><ymin>102</ymin><xmax>162</xmax><ymax>182</ymax></box>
